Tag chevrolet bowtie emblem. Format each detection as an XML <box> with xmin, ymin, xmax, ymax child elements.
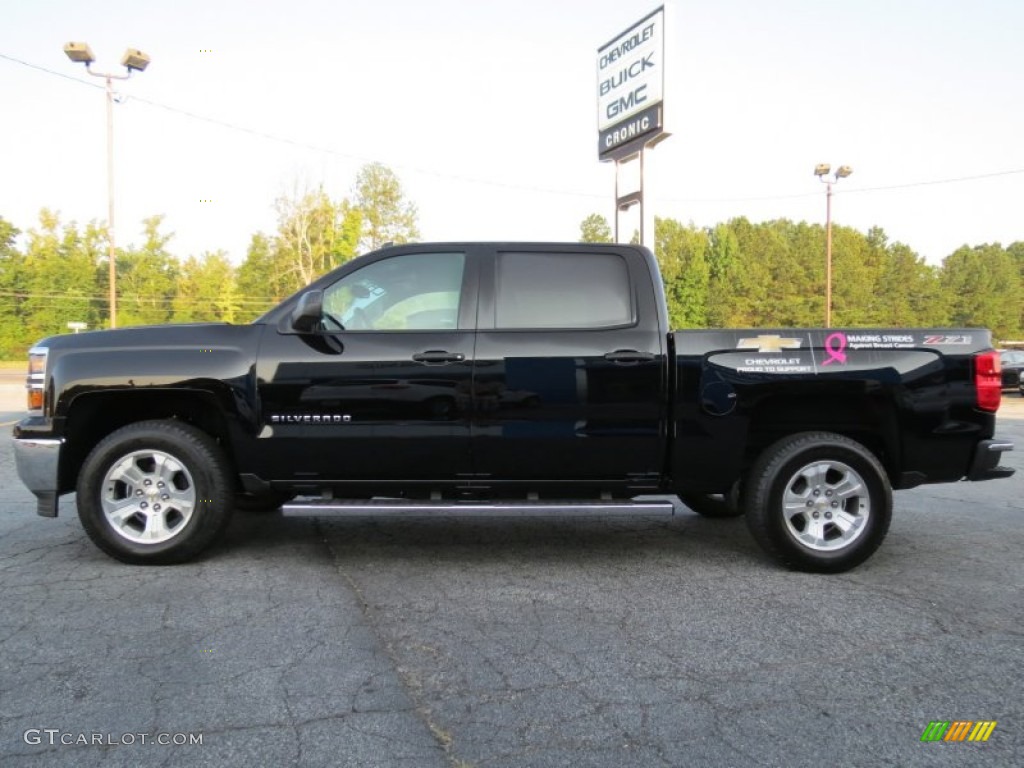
<box><xmin>737</xmin><ymin>334</ymin><xmax>802</xmax><ymax>353</ymax></box>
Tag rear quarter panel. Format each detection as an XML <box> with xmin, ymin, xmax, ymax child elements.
<box><xmin>671</xmin><ymin>328</ymin><xmax>996</xmax><ymax>493</ymax></box>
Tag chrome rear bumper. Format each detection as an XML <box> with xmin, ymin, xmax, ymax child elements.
<box><xmin>967</xmin><ymin>439</ymin><xmax>1015</xmax><ymax>481</ymax></box>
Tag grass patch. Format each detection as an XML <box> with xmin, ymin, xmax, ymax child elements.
<box><xmin>0</xmin><ymin>361</ymin><xmax>26</xmax><ymax>371</ymax></box>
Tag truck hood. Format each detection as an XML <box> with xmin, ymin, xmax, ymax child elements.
<box><xmin>34</xmin><ymin>322</ymin><xmax>252</xmax><ymax>352</ymax></box>
<box><xmin>34</xmin><ymin>323</ymin><xmax>268</xmax><ymax>420</ymax></box>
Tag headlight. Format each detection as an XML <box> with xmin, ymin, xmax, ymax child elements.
<box><xmin>27</xmin><ymin>347</ymin><xmax>47</xmax><ymax>414</ymax></box>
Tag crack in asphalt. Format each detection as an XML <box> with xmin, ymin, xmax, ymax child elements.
<box><xmin>313</xmin><ymin>516</ymin><xmax>458</xmax><ymax>767</ymax></box>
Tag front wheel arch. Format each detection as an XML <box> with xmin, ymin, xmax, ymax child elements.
<box><xmin>59</xmin><ymin>389</ymin><xmax>235</xmax><ymax>495</ymax></box>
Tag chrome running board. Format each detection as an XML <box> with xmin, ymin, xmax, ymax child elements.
<box><xmin>280</xmin><ymin>499</ymin><xmax>677</xmax><ymax>518</ymax></box>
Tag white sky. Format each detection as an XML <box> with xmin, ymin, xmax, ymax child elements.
<box><xmin>2</xmin><ymin>0</ymin><xmax>1022</xmax><ymax>266</ymax></box>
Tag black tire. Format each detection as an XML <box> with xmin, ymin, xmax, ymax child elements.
<box><xmin>76</xmin><ymin>420</ymin><xmax>234</xmax><ymax>564</ymax></box>
<box><xmin>234</xmin><ymin>489</ymin><xmax>295</xmax><ymax>514</ymax></box>
<box><xmin>744</xmin><ymin>431</ymin><xmax>892</xmax><ymax>573</ymax></box>
<box><xmin>680</xmin><ymin>484</ymin><xmax>744</xmax><ymax>518</ymax></box>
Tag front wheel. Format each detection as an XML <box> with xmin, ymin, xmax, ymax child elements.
<box><xmin>76</xmin><ymin>420</ymin><xmax>234</xmax><ymax>564</ymax></box>
<box><xmin>744</xmin><ymin>432</ymin><xmax>892</xmax><ymax>573</ymax></box>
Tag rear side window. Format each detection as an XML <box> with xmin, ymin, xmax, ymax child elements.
<box><xmin>495</xmin><ymin>251</ymin><xmax>633</xmax><ymax>329</ymax></box>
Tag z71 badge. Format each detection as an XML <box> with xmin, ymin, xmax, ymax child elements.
<box><xmin>922</xmin><ymin>335</ymin><xmax>973</xmax><ymax>345</ymax></box>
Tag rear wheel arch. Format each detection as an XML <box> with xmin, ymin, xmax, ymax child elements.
<box><xmin>742</xmin><ymin>392</ymin><xmax>900</xmax><ymax>484</ymax></box>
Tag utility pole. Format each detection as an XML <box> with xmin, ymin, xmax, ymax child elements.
<box><xmin>64</xmin><ymin>42</ymin><xmax>151</xmax><ymax>329</ymax></box>
<box><xmin>813</xmin><ymin>163</ymin><xmax>853</xmax><ymax>327</ymax></box>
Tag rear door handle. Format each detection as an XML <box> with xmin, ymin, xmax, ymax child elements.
<box><xmin>413</xmin><ymin>350</ymin><xmax>465</xmax><ymax>364</ymax></box>
<box><xmin>604</xmin><ymin>349</ymin><xmax>655</xmax><ymax>364</ymax></box>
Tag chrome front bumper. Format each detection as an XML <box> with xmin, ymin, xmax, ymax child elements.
<box><xmin>13</xmin><ymin>437</ymin><xmax>64</xmax><ymax>517</ymax></box>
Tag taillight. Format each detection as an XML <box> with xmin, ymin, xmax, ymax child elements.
<box><xmin>974</xmin><ymin>351</ymin><xmax>1001</xmax><ymax>412</ymax></box>
<box><xmin>27</xmin><ymin>347</ymin><xmax>47</xmax><ymax>414</ymax></box>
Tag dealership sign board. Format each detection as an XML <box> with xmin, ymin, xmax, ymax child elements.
<box><xmin>597</xmin><ymin>6</ymin><xmax>667</xmax><ymax>160</ymax></box>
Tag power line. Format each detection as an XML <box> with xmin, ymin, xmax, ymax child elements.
<box><xmin>657</xmin><ymin>169</ymin><xmax>1024</xmax><ymax>205</ymax></box>
<box><xmin>660</xmin><ymin>191</ymin><xmax>819</xmax><ymax>204</ymax></box>
<box><xmin>0</xmin><ymin>52</ymin><xmax>104</xmax><ymax>91</ymax></box>
<box><xmin>841</xmin><ymin>168</ymin><xmax>1024</xmax><ymax>194</ymax></box>
<box><xmin>0</xmin><ymin>289</ymin><xmax>280</xmax><ymax>305</ymax></box>
<box><xmin>1</xmin><ymin>51</ymin><xmax>606</xmax><ymax>200</ymax></box>
<box><xmin>3</xmin><ymin>51</ymin><xmax>1024</xmax><ymax>205</ymax></box>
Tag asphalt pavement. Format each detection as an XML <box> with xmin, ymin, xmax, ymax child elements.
<box><xmin>1</xmin><ymin>384</ymin><xmax>1021</xmax><ymax>767</ymax></box>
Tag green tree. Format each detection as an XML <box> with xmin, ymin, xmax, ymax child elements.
<box><xmin>706</xmin><ymin>222</ymin><xmax>740</xmax><ymax>327</ymax></box>
<box><xmin>941</xmin><ymin>243</ymin><xmax>1021</xmax><ymax>339</ymax></box>
<box><xmin>1007</xmin><ymin>241</ymin><xmax>1024</xmax><ymax>335</ymax></box>
<box><xmin>0</xmin><ymin>216</ymin><xmax>25</xmax><ymax>357</ymax></box>
<box><xmin>235</xmin><ymin>232</ymin><xmax>286</xmax><ymax>322</ymax></box>
<box><xmin>700</xmin><ymin>219</ymin><xmax>945</xmax><ymax>330</ymax></box>
<box><xmin>710</xmin><ymin>218</ymin><xmax>791</xmax><ymax>327</ymax></box>
<box><xmin>654</xmin><ymin>218</ymin><xmax>710</xmax><ymax>328</ymax></box>
<box><xmin>579</xmin><ymin>213</ymin><xmax>613</xmax><ymax>243</ymax></box>
<box><xmin>871</xmin><ymin>238</ymin><xmax>947</xmax><ymax>327</ymax></box>
<box><xmin>172</xmin><ymin>251</ymin><xmax>238</xmax><ymax>323</ymax></box>
<box><xmin>20</xmin><ymin>210</ymin><xmax>102</xmax><ymax>344</ymax></box>
<box><xmin>353</xmin><ymin>163</ymin><xmax>419</xmax><ymax>252</ymax></box>
<box><xmin>272</xmin><ymin>185</ymin><xmax>362</xmax><ymax>292</ymax></box>
<box><xmin>830</xmin><ymin>223</ymin><xmax>882</xmax><ymax>327</ymax></box>
<box><xmin>117</xmin><ymin>215</ymin><xmax>178</xmax><ymax>327</ymax></box>
<box><xmin>707</xmin><ymin>223</ymin><xmax>738</xmax><ymax>282</ymax></box>
<box><xmin>76</xmin><ymin>220</ymin><xmax>108</xmax><ymax>330</ymax></box>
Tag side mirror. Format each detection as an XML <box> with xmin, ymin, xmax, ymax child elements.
<box><xmin>290</xmin><ymin>290</ymin><xmax>324</xmax><ymax>333</ymax></box>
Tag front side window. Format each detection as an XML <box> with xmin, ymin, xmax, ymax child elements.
<box><xmin>495</xmin><ymin>251</ymin><xmax>633</xmax><ymax>330</ymax></box>
<box><xmin>322</xmin><ymin>252</ymin><xmax>465</xmax><ymax>331</ymax></box>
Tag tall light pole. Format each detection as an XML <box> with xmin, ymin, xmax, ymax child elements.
<box><xmin>813</xmin><ymin>163</ymin><xmax>852</xmax><ymax>327</ymax></box>
<box><xmin>63</xmin><ymin>42</ymin><xmax>150</xmax><ymax>329</ymax></box>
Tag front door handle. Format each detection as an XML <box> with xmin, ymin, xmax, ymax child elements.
<box><xmin>413</xmin><ymin>350</ymin><xmax>465</xmax><ymax>364</ymax></box>
<box><xmin>604</xmin><ymin>349</ymin><xmax>655</xmax><ymax>364</ymax></box>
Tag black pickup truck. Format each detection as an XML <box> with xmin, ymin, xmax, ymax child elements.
<box><xmin>13</xmin><ymin>242</ymin><xmax>1014</xmax><ymax>572</ymax></box>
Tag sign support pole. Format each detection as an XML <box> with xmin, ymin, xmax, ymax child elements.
<box><xmin>614</xmin><ymin>158</ymin><xmax>620</xmax><ymax>243</ymax></box>
<box><xmin>614</xmin><ymin>147</ymin><xmax>645</xmax><ymax>245</ymax></box>
<box><xmin>640</xmin><ymin>146</ymin><xmax>645</xmax><ymax>245</ymax></box>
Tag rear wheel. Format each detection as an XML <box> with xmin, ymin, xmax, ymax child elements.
<box><xmin>744</xmin><ymin>432</ymin><xmax>891</xmax><ymax>573</ymax></box>
<box><xmin>76</xmin><ymin>420</ymin><xmax>234</xmax><ymax>564</ymax></box>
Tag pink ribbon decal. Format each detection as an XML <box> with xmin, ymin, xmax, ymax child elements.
<box><xmin>822</xmin><ymin>332</ymin><xmax>847</xmax><ymax>366</ymax></box>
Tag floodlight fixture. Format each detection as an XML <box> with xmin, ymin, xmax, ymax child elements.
<box><xmin>814</xmin><ymin>163</ymin><xmax>831</xmax><ymax>177</ymax></box>
<box><xmin>63</xmin><ymin>42</ymin><xmax>95</xmax><ymax>66</ymax></box>
<box><xmin>120</xmin><ymin>48</ymin><xmax>150</xmax><ymax>72</ymax></box>
<box><xmin>836</xmin><ymin>165</ymin><xmax>853</xmax><ymax>178</ymax></box>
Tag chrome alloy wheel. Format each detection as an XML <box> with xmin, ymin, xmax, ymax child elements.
<box><xmin>781</xmin><ymin>459</ymin><xmax>870</xmax><ymax>552</ymax></box>
<box><xmin>100</xmin><ymin>449</ymin><xmax>197</xmax><ymax>544</ymax></box>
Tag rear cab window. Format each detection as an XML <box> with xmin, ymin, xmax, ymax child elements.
<box><xmin>493</xmin><ymin>250</ymin><xmax>634</xmax><ymax>330</ymax></box>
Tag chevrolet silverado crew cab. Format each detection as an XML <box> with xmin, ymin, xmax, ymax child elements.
<box><xmin>12</xmin><ymin>242</ymin><xmax>1015</xmax><ymax>572</ymax></box>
